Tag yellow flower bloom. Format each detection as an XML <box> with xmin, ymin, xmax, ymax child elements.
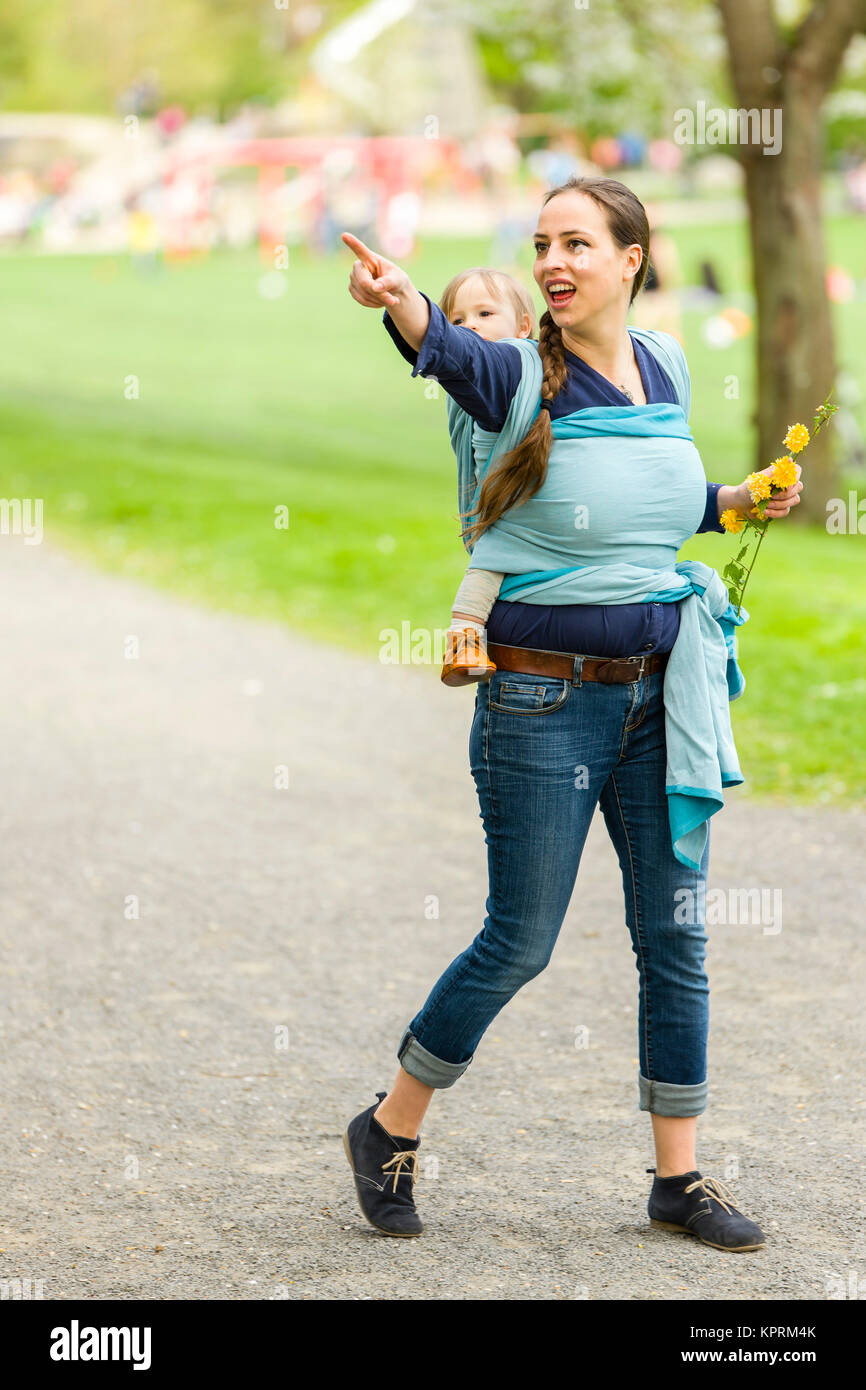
<box><xmin>769</xmin><ymin>454</ymin><xmax>798</xmax><ymax>490</ymax></box>
<box><xmin>720</xmin><ymin>508</ymin><xmax>745</xmax><ymax>533</ymax></box>
<box><xmin>746</xmin><ymin>471</ymin><xmax>772</xmax><ymax>503</ymax></box>
<box><xmin>784</xmin><ymin>422</ymin><xmax>810</xmax><ymax>453</ymax></box>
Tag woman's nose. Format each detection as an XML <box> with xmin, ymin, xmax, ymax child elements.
<box><xmin>538</xmin><ymin>251</ymin><xmax>564</xmax><ymax>277</ymax></box>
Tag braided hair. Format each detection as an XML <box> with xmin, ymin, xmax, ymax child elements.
<box><xmin>461</xmin><ymin>311</ymin><xmax>566</xmax><ymax>548</ymax></box>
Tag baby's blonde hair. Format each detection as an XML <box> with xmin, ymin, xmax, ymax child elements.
<box><xmin>438</xmin><ymin>267</ymin><xmax>537</xmax><ymax>337</ymax></box>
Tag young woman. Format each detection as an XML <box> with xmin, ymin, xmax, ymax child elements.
<box><xmin>340</xmin><ymin>178</ymin><xmax>802</xmax><ymax>1250</ymax></box>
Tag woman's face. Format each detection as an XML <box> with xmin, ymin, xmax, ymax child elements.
<box><xmin>532</xmin><ymin>191</ymin><xmax>643</xmax><ymax>330</ymax></box>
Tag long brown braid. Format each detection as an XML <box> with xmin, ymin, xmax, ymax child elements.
<box><xmin>460</xmin><ymin>175</ymin><xmax>650</xmax><ymax>549</ymax></box>
<box><xmin>461</xmin><ymin>309</ymin><xmax>566</xmax><ymax>548</ymax></box>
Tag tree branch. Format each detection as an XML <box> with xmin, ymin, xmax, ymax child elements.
<box><xmin>792</xmin><ymin>0</ymin><xmax>866</xmax><ymax>92</ymax></box>
<box><xmin>715</xmin><ymin>0</ymin><xmax>783</xmax><ymax>106</ymax></box>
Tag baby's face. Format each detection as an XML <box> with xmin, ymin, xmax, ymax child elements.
<box><xmin>447</xmin><ymin>276</ymin><xmax>529</xmax><ymax>341</ymax></box>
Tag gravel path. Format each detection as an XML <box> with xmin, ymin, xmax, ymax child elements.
<box><xmin>0</xmin><ymin>539</ymin><xmax>863</xmax><ymax>1301</ymax></box>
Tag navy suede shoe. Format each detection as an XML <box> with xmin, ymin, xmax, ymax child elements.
<box><xmin>343</xmin><ymin>1091</ymin><xmax>423</xmax><ymax>1237</ymax></box>
<box><xmin>647</xmin><ymin>1168</ymin><xmax>766</xmax><ymax>1252</ymax></box>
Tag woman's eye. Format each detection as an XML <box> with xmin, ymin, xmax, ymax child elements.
<box><xmin>569</xmin><ymin>239</ymin><xmax>588</xmax><ymax>249</ymax></box>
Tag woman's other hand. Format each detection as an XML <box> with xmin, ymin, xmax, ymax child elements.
<box><xmin>342</xmin><ymin>232</ymin><xmax>411</xmax><ymax>308</ymax></box>
<box><xmin>734</xmin><ymin>461</ymin><xmax>804</xmax><ymax>520</ymax></box>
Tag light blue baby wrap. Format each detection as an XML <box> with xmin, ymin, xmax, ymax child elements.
<box><xmin>446</xmin><ymin>329</ymin><xmax>748</xmax><ymax>872</ymax></box>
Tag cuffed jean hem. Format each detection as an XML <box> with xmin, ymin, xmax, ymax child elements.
<box><xmin>639</xmin><ymin>1073</ymin><xmax>708</xmax><ymax>1117</ymax></box>
<box><xmin>397</xmin><ymin>1026</ymin><xmax>472</xmax><ymax>1090</ymax></box>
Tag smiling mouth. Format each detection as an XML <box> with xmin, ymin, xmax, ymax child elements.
<box><xmin>546</xmin><ymin>281</ymin><xmax>576</xmax><ymax>306</ymax></box>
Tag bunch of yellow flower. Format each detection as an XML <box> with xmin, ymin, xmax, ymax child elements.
<box><xmin>720</xmin><ymin>395</ymin><xmax>836</xmax><ymax>614</ymax></box>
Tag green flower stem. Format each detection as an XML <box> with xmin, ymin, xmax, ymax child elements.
<box><xmin>734</xmin><ymin>518</ymin><xmax>769</xmax><ymax>616</ymax></box>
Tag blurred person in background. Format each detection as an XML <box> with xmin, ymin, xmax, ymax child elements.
<box><xmin>629</xmin><ymin>202</ymin><xmax>683</xmax><ymax>342</ymax></box>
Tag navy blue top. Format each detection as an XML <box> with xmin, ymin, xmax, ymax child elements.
<box><xmin>383</xmin><ymin>293</ymin><xmax>726</xmax><ymax>657</ymax></box>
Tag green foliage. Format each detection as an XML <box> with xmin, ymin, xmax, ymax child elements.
<box><xmin>0</xmin><ymin>0</ymin><xmax>292</xmax><ymax>115</ymax></box>
<box><xmin>466</xmin><ymin>0</ymin><xmax>729</xmax><ymax>138</ymax></box>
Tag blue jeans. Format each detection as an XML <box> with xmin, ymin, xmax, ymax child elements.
<box><xmin>397</xmin><ymin>665</ymin><xmax>711</xmax><ymax>1117</ymax></box>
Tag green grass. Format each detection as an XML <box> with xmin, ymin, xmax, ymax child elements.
<box><xmin>0</xmin><ymin>230</ymin><xmax>864</xmax><ymax>805</ymax></box>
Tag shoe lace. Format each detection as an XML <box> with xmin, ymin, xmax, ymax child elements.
<box><xmin>380</xmin><ymin>1149</ymin><xmax>420</xmax><ymax>1194</ymax></box>
<box><xmin>683</xmin><ymin>1174</ymin><xmax>737</xmax><ymax>1214</ymax></box>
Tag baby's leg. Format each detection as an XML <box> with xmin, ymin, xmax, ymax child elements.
<box><xmin>442</xmin><ymin>569</ymin><xmax>504</xmax><ymax>686</ymax></box>
<box><xmin>451</xmin><ymin>568</ymin><xmax>504</xmax><ymax>629</ymax></box>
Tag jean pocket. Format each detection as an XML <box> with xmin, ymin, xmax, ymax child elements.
<box><xmin>489</xmin><ymin>670</ymin><xmax>571</xmax><ymax>716</ymax></box>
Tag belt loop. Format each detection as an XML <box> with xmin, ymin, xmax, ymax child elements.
<box><xmin>572</xmin><ymin>654</ymin><xmax>583</xmax><ymax>687</ymax></box>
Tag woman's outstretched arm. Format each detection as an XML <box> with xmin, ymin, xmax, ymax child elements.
<box><xmin>342</xmin><ymin>231</ymin><xmax>523</xmax><ymax>431</ymax></box>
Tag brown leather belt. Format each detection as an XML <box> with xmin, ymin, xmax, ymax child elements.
<box><xmin>486</xmin><ymin>642</ymin><xmax>669</xmax><ymax>685</ymax></box>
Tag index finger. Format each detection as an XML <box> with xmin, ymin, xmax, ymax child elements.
<box><xmin>341</xmin><ymin>231</ymin><xmax>380</xmax><ymax>273</ymax></box>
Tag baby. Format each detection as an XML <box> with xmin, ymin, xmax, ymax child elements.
<box><xmin>438</xmin><ymin>267</ymin><xmax>538</xmax><ymax>686</ymax></box>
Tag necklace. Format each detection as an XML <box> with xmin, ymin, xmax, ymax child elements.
<box><xmin>619</xmin><ymin>384</ymin><xmax>634</xmax><ymax>402</ymax></box>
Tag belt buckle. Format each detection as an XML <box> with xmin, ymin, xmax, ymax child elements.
<box><xmin>596</xmin><ymin>653</ymin><xmax>648</xmax><ymax>684</ymax></box>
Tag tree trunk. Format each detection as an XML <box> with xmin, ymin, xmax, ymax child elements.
<box><xmin>739</xmin><ymin>72</ymin><xmax>836</xmax><ymax>522</ymax></box>
<box><xmin>717</xmin><ymin>0</ymin><xmax>866</xmax><ymax>522</ymax></box>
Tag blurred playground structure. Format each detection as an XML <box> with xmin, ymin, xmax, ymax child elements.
<box><xmin>0</xmin><ymin>105</ymin><xmax>698</xmax><ymax>264</ymax></box>
<box><xmin>1</xmin><ymin>101</ymin><xmax>864</xmax><ymax>287</ymax></box>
